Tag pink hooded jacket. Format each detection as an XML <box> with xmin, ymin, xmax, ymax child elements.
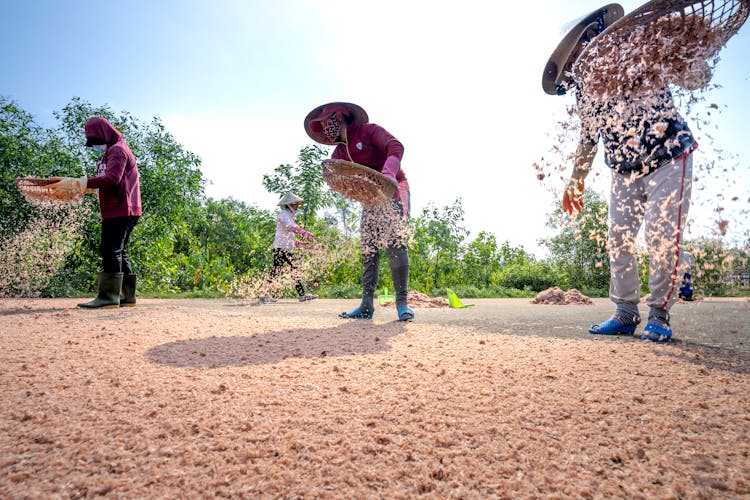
<box><xmin>84</xmin><ymin>117</ymin><xmax>142</xmax><ymax>219</ymax></box>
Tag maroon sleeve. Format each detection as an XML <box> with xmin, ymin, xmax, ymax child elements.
<box><xmin>365</xmin><ymin>124</ymin><xmax>404</xmax><ymax>160</ymax></box>
<box><xmin>331</xmin><ymin>144</ymin><xmax>347</xmax><ymax>161</ymax></box>
<box><xmin>86</xmin><ymin>146</ymin><xmax>127</xmax><ymax>189</ymax></box>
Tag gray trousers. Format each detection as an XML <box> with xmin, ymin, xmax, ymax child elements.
<box><xmin>359</xmin><ymin>199</ymin><xmax>410</xmax><ymax>309</ymax></box>
<box><xmin>608</xmin><ymin>153</ymin><xmax>693</xmax><ymax>311</ymax></box>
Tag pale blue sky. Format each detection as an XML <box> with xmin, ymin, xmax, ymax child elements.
<box><xmin>2</xmin><ymin>0</ymin><xmax>748</xmax><ymax>255</ymax></box>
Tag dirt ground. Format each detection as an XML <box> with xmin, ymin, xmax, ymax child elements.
<box><xmin>1</xmin><ymin>296</ymin><xmax>748</xmax><ymax>498</ymax></box>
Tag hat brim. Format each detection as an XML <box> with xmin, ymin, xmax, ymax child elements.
<box><xmin>542</xmin><ymin>4</ymin><xmax>625</xmax><ymax>95</ymax></box>
<box><xmin>304</xmin><ymin>102</ymin><xmax>369</xmax><ymax>145</ymax></box>
<box><xmin>278</xmin><ymin>193</ymin><xmax>305</xmax><ymax>206</ymax></box>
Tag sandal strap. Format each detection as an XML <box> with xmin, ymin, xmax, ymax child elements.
<box><xmin>339</xmin><ymin>308</ymin><xmax>372</xmax><ymax>319</ymax></box>
<box><xmin>641</xmin><ymin>322</ymin><xmax>672</xmax><ymax>342</ymax></box>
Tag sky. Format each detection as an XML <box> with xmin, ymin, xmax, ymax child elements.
<box><xmin>2</xmin><ymin>0</ymin><xmax>749</xmax><ymax>257</ymax></box>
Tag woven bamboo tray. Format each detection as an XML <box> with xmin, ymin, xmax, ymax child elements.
<box><xmin>321</xmin><ymin>159</ymin><xmax>398</xmax><ymax>206</ymax></box>
<box><xmin>15</xmin><ymin>177</ymin><xmax>83</xmax><ymax>203</ymax></box>
<box><xmin>574</xmin><ymin>0</ymin><xmax>750</xmax><ymax>98</ymax></box>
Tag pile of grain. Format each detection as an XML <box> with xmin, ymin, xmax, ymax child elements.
<box><xmin>531</xmin><ymin>287</ymin><xmax>594</xmax><ymax>305</ymax></box>
<box><xmin>380</xmin><ymin>290</ymin><xmax>450</xmax><ymax>308</ymax></box>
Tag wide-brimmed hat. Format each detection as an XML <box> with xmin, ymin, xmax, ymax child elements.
<box><xmin>542</xmin><ymin>4</ymin><xmax>624</xmax><ymax>95</ymax></box>
<box><xmin>278</xmin><ymin>192</ymin><xmax>305</xmax><ymax>206</ymax></box>
<box><xmin>304</xmin><ymin>102</ymin><xmax>369</xmax><ymax>145</ymax></box>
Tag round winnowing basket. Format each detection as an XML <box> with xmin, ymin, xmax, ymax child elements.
<box><xmin>15</xmin><ymin>177</ymin><xmax>83</xmax><ymax>204</ymax></box>
<box><xmin>321</xmin><ymin>159</ymin><xmax>398</xmax><ymax>206</ymax></box>
<box><xmin>574</xmin><ymin>0</ymin><xmax>750</xmax><ymax>98</ymax></box>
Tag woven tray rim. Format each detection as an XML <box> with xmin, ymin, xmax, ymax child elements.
<box><xmin>321</xmin><ymin>159</ymin><xmax>398</xmax><ymax>198</ymax></box>
<box><xmin>15</xmin><ymin>177</ymin><xmax>56</xmax><ymax>186</ymax></box>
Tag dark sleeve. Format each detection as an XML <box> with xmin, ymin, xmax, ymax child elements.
<box><xmin>331</xmin><ymin>144</ymin><xmax>346</xmax><ymax>160</ymax></box>
<box><xmin>579</xmin><ymin>105</ymin><xmax>600</xmax><ymax>147</ymax></box>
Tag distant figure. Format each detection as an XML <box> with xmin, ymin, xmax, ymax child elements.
<box><xmin>260</xmin><ymin>192</ymin><xmax>318</xmax><ymax>303</ymax></box>
<box><xmin>304</xmin><ymin>101</ymin><xmax>413</xmax><ymax>321</ymax></box>
<box><xmin>678</xmin><ymin>251</ymin><xmax>695</xmax><ymax>301</ymax></box>
<box><xmin>48</xmin><ymin>116</ymin><xmax>141</xmax><ymax>309</ymax></box>
<box><xmin>544</xmin><ymin>4</ymin><xmax>698</xmax><ymax>343</ymax></box>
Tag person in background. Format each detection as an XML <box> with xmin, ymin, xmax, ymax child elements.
<box><xmin>304</xmin><ymin>101</ymin><xmax>413</xmax><ymax>321</ymax></box>
<box><xmin>260</xmin><ymin>192</ymin><xmax>318</xmax><ymax>303</ymax></box>
<box><xmin>678</xmin><ymin>251</ymin><xmax>695</xmax><ymax>301</ymax></box>
<box><xmin>544</xmin><ymin>4</ymin><xmax>699</xmax><ymax>342</ymax></box>
<box><xmin>48</xmin><ymin>116</ymin><xmax>141</xmax><ymax>309</ymax></box>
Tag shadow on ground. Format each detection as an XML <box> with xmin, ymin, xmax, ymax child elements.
<box><xmin>145</xmin><ymin>321</ymin><xmax>406</xmax><ymax>367</ymax></box>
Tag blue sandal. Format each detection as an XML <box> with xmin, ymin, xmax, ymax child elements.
<box><xmin>339</xmin><ymin>308</ymin><xmax>373</xmax><ymax>319</ymax></box>
<box><xmin>588</xmin><ymin>318</ymin><xmax>637</xmax><ymax>335</ymax></box>
<box><xmin>640</xmin><ymin>322</ymin><xmax>672</xmax><ymax>343</ymax></box>
<box><xmin>397</xmin><ymin>306</ymin><xmax>414</xmax><ymax>322</ymax></box>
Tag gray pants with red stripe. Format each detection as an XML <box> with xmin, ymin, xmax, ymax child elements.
<box><xmin>608</xmin><ymin>153</ymin><xmax>693</xmax><ymax>312</ymax></box>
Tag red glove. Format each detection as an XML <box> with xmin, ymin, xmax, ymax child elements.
<box><xmin>562</xmin><ymin>180</ymin><xmax>585</xmax><ymax>215</ymax></box>
<box><xmin>382</xmin><ymin>156</ymin><xmax>401</xmax><ymax>182</ymax></box>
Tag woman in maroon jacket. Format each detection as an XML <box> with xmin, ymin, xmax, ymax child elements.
<box><xmin>305</xmin><ymin>102</ymin><xmax>413</xmax><ymax>321</ymax></box>
<box><xmin>49</xmin><ymin>116</ymin><xmax>142</xmax><ymax>308</ymax></box>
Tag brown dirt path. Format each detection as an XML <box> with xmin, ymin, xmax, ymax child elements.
<box><xmin>1</xmin><ymin>297</ymin><xmax>748</xmax><ymax>497</ymax></box>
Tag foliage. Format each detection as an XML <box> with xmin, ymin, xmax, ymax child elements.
<box><xmin>188</xmin><ymin>197</ymin><xmax>276</xmax><ymax>276</ymax></box>
<box><xmin>0</xmin><ymin>98</ymin><xmax>80</xmax><ymax>242</ymax></box>
<box><xmin>409</xmin><ymin>199</ymin><xmax>468</xmax><ymax>292</ymax></box>
<box><xmin>541</xmin><ymin>190</ymin><xmax>610</xmax><ymax>293</ymax></box>
<box><xmin>685</xmin><ymin>238</ymin><xmax>750</xmax><ymax>296</ymax></box>
<box><xmin>2</xmin><ymin>97</ymin><xmax>747</xmax><ymax>299</ymax></box>
<box><xmin>262</xmin><ymin>144</ymin><xmax>338</xmax><ymax>228</ymax></box>
<box><xmin>493</xmin><ymin>260</ymin><xmax>558</xmax><ymax>293</ymax></box>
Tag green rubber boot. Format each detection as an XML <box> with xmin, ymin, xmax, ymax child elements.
<box><xmin>78</xmin><ymin>272</ymin><xmax>123</xmax><ymax>309</ymax></box>
<box><xmin>120</xmin><ymin>273</ymin><xmax>137</xmax><ymax>307</ymax></box>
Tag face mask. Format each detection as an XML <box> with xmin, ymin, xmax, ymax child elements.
<box><xmin>323</xmin><ymin>116</ymin><xmax>342</xmax><ymax>142</ymax></box>
<box><xmin>92</xmin><ymin>144</ymin><xmax>107</xmax><ymax>153</ymax></box>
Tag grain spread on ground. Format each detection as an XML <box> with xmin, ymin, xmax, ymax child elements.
<box><xmin>1</xmin><ymin>297</ymin><xmax>748</xmax><ymax>498</ymax></box>
<box><xmin>379</xmin><ymin>290</ymin><xmax>450</xmax><ymax>308</ymax></box>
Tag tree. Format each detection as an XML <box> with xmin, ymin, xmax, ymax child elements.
<box><xmin>685</xmin><ymin>237</ymin><xmax>750</xmax><ymax>296</ymax></box>
<box><xmin>541</xmin><ymin>189</ymin><xmax>610</xmax><ymax>293</ymax></box>
<box><xmin>1</xmin><ymin>97</ymin><xmax>213</xmax><ymax>293</ymax></box>
<box><xmin>409</xmin><ymin>199</ymin><xmax>468</xmax><ymax>293</ymax></box>
<box><xmin>0</xmin><ymin>97</ymin><xmax>81</xmax><ymax>242</ymax></box>
<box><xmin>55</xmin><ymin>97</ymin><xmax>205</xmax><ymax>224</ymax></box>
<box><xmin>51</xmin><ymin>98</ymin><xmax>207</xmax><ymax>289</ymax></box>
<box><xmin>262</xmin><ymin>144</ymin><xmax>337</xmax><ymax>228</ymax></box>
<box><xmin>189</xmin><ymin>197</ymin><xmax>276</xmax><ymax>276</ymax></box>
<box><xmin>461</xmin><ymin>232</ymin><xmax>502</xmax><ymax>288</ymax></box>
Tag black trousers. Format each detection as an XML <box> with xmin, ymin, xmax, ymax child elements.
<box><xmin>269</xmin><ymin>248</ymin><xmax>305</xmax><ymax>296</ymax></box>
<box><xmin>101</xmin><ymin>216</ymin><xmax>139</xmax><ymax>274</ymax></box>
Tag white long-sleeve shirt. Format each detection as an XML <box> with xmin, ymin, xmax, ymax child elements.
<box><xmin>272</xmin><ymin>208</ymin><xmax>297</xmax><ymax>251</ymax></box>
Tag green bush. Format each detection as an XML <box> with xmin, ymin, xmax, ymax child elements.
<box><xmin>319</xmin><ymin>283</ymin><xmax>361</xmax><ymax>299</ymax></box>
